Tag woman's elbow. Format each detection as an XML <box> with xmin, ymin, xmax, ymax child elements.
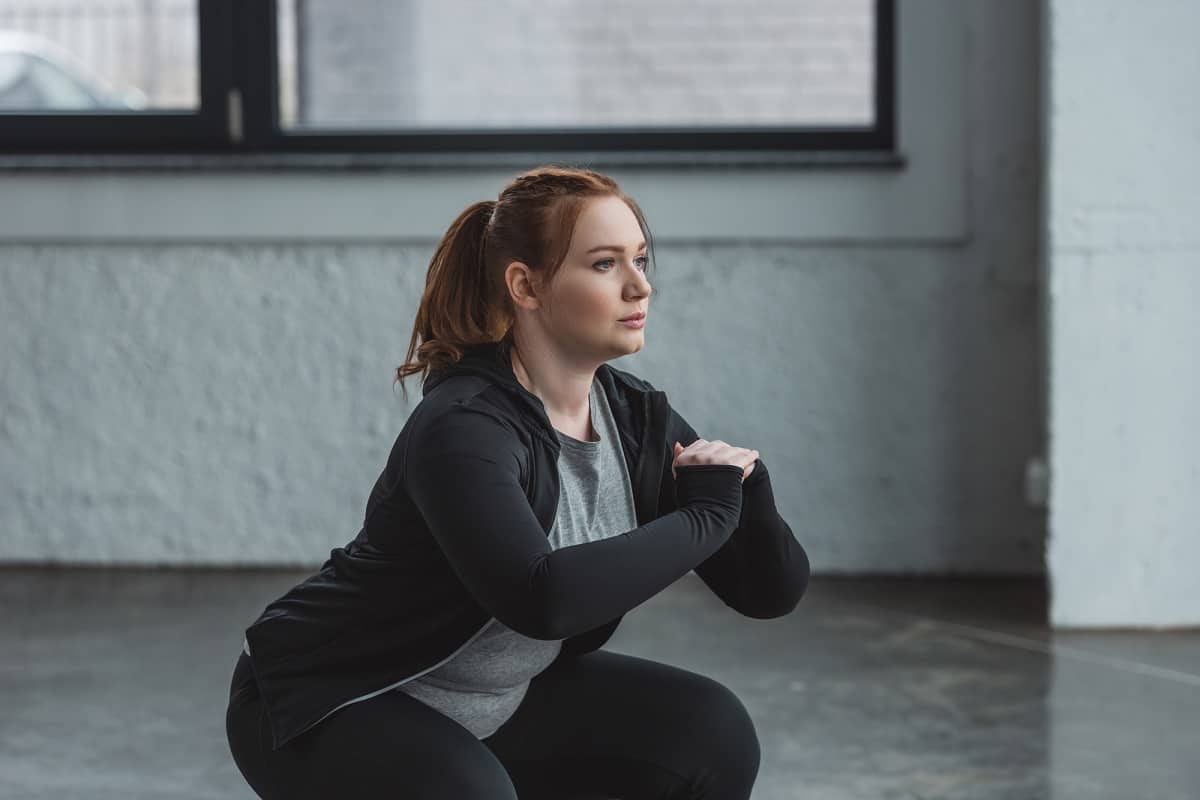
<box><xmin>747</xmin><ymin>544</ymin><xmax>811</xmax><ymax>619</ymax></box>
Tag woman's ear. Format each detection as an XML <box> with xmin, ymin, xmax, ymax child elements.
<box><xmin>504</xmin><ymin>260</ymin><xmax>542</xmax><ymax>311</ymax></box>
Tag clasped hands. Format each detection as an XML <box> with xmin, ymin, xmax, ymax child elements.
<box><xmin>672</xmin><ymin>439</ymin><xmax>759</xmax><ymax>483</ymax></box>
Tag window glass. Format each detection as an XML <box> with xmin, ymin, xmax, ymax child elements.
<box><xmin>0</xmin><ymin>0</ymin><xmax>198</xmax><ymax>112</ymax></box>
<box><xmin>277</xmin><ymin>0</ymin><xmax>875</xmax><ymax>131</ymax></box>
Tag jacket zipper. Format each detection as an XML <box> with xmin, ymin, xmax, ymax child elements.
<box><xmin>292</xmin><ymin>616</ymin><xmax>497</xmax><ymax>741</ymax></box>
<box><xmin>633</xmin><ymin>391</ymin><xmax>666</xmax><ymax>525</ymax></box>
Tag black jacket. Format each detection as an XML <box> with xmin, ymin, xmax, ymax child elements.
<box><xmin>243</xmin><ymin>340</ymin><xmax>810</xmax><ymax>750</ymax></box>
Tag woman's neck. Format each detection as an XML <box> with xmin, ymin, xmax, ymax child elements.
<box><xmin>509</xmin><ymin>344</ymin><xmax>597</xmax><ymax>441</ymax></box>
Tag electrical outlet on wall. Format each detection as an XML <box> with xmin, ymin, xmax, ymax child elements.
<box><xmin>1025</xmin><ymin>456</ymin><xmax>1049</xmax><ymax>508</ymax></box>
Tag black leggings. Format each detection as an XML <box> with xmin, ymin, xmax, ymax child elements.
<box><xmin>225</xmin><ymin>648</ymin><xmax>761</xmax><ymax>799</ymax></box>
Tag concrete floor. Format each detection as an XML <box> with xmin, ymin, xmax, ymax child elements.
<box><xmin>1</xmin><ymin>568</ymin><xmax>1198</xmax><ymax>800</ymax></box>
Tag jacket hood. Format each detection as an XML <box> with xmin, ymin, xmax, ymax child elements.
<box><xmin>419</xmin><ymin>339</ymin><xmax>558</xmax><ymax>439</ymax></box>
<box><xmin>421</xmin><ymin>339</ymin><xmax>523</xmax><ymax>396</ymax></box>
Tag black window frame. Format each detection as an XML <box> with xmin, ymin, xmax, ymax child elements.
<box><xmin>0</xmin><ymin>1</ymin><xmax>233</xmax><ymax>152</ymax></box>
<box><xmin>0</xmin><ymin>0</ymin><xmax>896</xmax><ymax>158</ymax></box>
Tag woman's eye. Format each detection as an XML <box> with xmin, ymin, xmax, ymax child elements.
<box><xmin>594</xmin><ymin>257</ymin><xmax>649</xmax><ymax>271</ymax></box>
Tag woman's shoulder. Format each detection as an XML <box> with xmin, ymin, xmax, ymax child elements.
<box><xmin>404</xmin><ymin>378</ymin><xmax>530</xmax><ymax>462</ymax></box>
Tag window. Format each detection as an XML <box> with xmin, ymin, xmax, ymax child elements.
<box><xmin>0</xmin><ymin>0</ymin><xmax>894</xmax><ymax>161</ymax></box>
<box><xmin>0</xmin><ymin>0</ymin><xmax>227</xmax><ymax>150</ymax></box>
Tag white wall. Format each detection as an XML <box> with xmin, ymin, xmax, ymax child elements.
<box><xmin>1044</xmin><ymin>0</ymin><xmax>1200</xmax><ymax>627</ymax></box>
<box><xmin>0</xmin><ymin>1</ymin><xmax>1046</xmax><ymax>574</ymax></box>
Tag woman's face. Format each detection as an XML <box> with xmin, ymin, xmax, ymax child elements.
<box><xmin>536</xmin><ymin>195</ymin><xmax>653</xmax><ymax>361</ymax></box>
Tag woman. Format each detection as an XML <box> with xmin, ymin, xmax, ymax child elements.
<box><xmin>224</xmin><ymin>165</ymin><xmax>810</xmax><ymax>799</ymax></box>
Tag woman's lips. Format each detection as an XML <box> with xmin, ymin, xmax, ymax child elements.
<box><xmin>617</xmin><ymin>317</ymin><xmax>646</xmax><ymax>328</ymax></box>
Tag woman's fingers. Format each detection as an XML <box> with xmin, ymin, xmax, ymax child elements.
<box><xmin>743</xmin><ymin>450</ymin><xmax>760</xmax><ymax>480</ymax></box>
<box><xmin>673</xmin><ymin>439</ymin><xmax>760</xmax><ymax>478</ymax></box>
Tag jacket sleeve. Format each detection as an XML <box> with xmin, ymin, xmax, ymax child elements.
<box><xmin>405</xmin><ymin>402</ymin><xmax>748</xmax><ymax>641</ymax></box>
<box><xmin>664</xmin><ymin>401</ymin><xmax>810</xmax><ymax>619</ymax></box>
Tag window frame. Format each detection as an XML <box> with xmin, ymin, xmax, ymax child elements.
<box><xmin>0</xmin><ymin>1</ymin><xmax>234</xmax><ymax>152</ymax></box>
<box><xmin>0</xmin><ymin>0</ymin><xmax>896</xmax><ymax>160</ymax></box>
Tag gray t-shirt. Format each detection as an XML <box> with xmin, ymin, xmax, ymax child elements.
<box><xmin>391</xmin><ymin>372</ymin><xmax>638</xmax><ymax>738</ymax></box>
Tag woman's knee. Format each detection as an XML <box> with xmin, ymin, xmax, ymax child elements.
<box><xmin>432</xmin><ymin>754</ymin><xmax>520</xmax><ymax>800</ymax></box>
<box><xmin>681</xmin><ymin>676</ymin><xmax>762</xmax><ymax>790</ymax></box>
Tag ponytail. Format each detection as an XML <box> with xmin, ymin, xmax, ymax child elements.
<box><xmin>394</xmin><ymin>200</ymin><xmax>508</xmax><ymax>402</ymax></box>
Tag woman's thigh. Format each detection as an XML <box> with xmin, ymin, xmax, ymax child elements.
<box><xmin>481</xmin><ymin>649</ymin><xmax>761</xmax><ymax>800</ymax></box>
<box><xmin>224</xmin><ymin>654</ymin><xmax>517</xmax><ymax>800</ymax></box>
